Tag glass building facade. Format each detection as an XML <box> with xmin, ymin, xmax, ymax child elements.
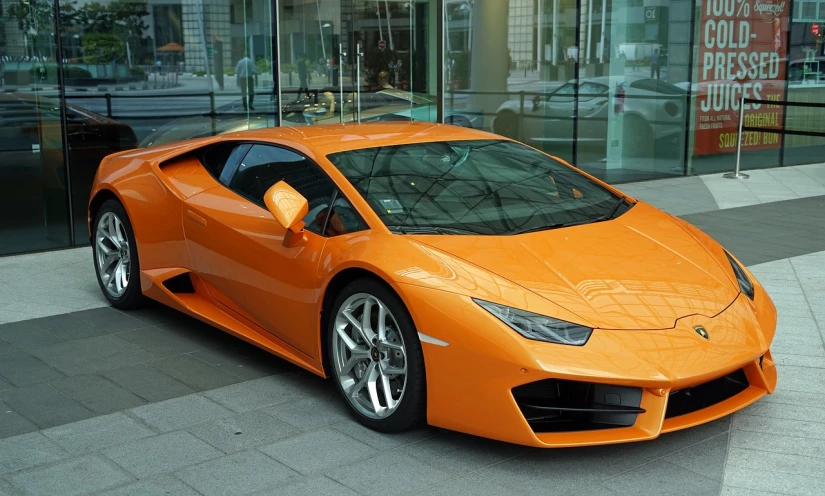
<box><xmin>0</xmin><ymin>0</ymin><xmax>821</xmax><ymax>255</ymax></box>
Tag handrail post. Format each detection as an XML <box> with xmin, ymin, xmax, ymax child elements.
<box><xmin>209</xmin><ymin>91</ymin><xmax>217</xmax><ymax>136</ymax></box>
<box><xmin>518</xmin><ymin>90</ymin><xmax>525</xmax><ymax>141</ymax></box>
<box><xmin>724</xmin><ymin>94</ymin><xmax>750</xmax><ymax>179</ymax></box>
<box><xmin>105</xmin><ymin>93</ymin><xmax>112</xmax><ymax>118</ymax></box>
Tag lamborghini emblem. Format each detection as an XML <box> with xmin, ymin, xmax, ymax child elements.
<box><xmin>693</xmin><ymin>325</ymin><xmax>709</xmax><ymax>340</ymax></box>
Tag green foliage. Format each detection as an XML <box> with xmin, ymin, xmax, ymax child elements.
<box><xmin>281</xmin><ymin>63</ymin><xmax>297</xmax><ymax>73</ymax></box>
<box><xmin>255</xmin><ymin>57</ymin><xmax>272</xmax><ymax>75</ymax></box>
<box><xmin>129</xmin><ymin>66</ymin><xmax>145</xmax><ymax>76</ymax></box>
<box><xmin>29</xmin><ymin>64</ymin><xmax>92</xmax><ymax>79</ymax></box>
<box><xmin>193</xmin><ymin>70</ymin><xmax>206</xmax><ymax>77</ymax></box>
<box><xmin>82</xmin><ymin>33</ymin><xmax>124</xmax><ymax>63</ymax></box>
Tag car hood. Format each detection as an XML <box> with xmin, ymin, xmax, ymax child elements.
<box><xmin>409</xmin><ymin>202</ymin><xmax>738</xmax><ymax>330</ymax></box>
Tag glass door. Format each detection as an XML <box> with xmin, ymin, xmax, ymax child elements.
<box><xmin>279</xmin><ymin>0</ymin><xmax>436</xmax><ymax>127</ymax></box>
<box><xmin>0</xmin><ymin>0</ymin><xmax>72</xmax><ymax>255</ymax></box>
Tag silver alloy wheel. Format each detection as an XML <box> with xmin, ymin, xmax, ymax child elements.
<box><xmin>332</xmin><ymin>293</ymin><xmax>408</xmax><ymax>420</ymax></box>
<box><xmin>95</xmin><ymin>211</ymin><xmax>131</xmax><ymax>297</ymax></box>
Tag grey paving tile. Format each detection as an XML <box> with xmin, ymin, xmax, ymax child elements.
<box><xmin>153</xmin><ymin>319</ymin><xmax>236</xmax><ymax>349</ymax></box>
<box><xmin>729</xmin><ymin>429</ymin><xmax>825</xmax><ymax>459</ymax></box>
<box><xmin>0</xmin><ymin>351</ymin><xmax>64</xmax><ymax>387</ymax></box>
<box><xmin>116</xmin><ymin>326</ymin><xmax>214</xmax><ymax>358</ymax></box>
<box><xmin>70</xmin><ymin>307</ymin><xmax>148</xmax><ymax>333</ymax></box>
<box><xmin>0</xmin><ymin>433</ymin><xmax>67</xmax><ymax>476</ymax></box>
<box><xmin>103</xmin><ymin>431</ymin><xmax>223</xmax><ymax>478</ymax></box>
<box><xmin>6</xmin><ymin>455</ymin><xmax>133</xmax><ymax>496</ymax></box>
<box><xmin>0</xmin><ymin>379</ymin><xmax>11</xmax><ymax>393</ymax></box>
<box><xmin>741</xmin><ymin>397</ymin><xmax>825</xmax><ymax>423</ymax></box>
<box><xmin>727</xmin><ymin>447</ymin><xmax>825</xmax><ymax>478</ymax></box>
<box><xmin>0</xmin><ymin>478</ymin><xmax>20</xmax><ymax>496</ymax></box>
<box><xmin>129</xmin><ymin>394</ymin><xmax>233</xmax><ymax>433</ymax></box>
<box><xmin>148</xmin><ymin>355</ymin><xmax>242</xmax><ymax>391</ymax></box>
<box><xmin>601</xmin><ymin>459</ymin><xmax>719</xmax><ymax>496</ymax></box>
<box><xmin>327</xmin><ymin>451</ymin><xmax>450</xmax><ymax>496</ymax></box>
<box><xmin>29</xmin><ymin>313</ymin><xmax>108</xmax><ymax>341</ymax></box>
<box><xmin>0</xmin><ymin>339</ymin><xmax>13</xmax><ymax>356</ymax></box>
<box><xmin>254</xmin><ymin>475</ymin><xmax>360</xmax><ymax>496</ymax></box>
<box><xmin>0</xmin><ymin>401</ymin><xmax>37</xmax><ymax>439</ymax></box>
<box><xmin>118</xmin><ymin>305</ymin><xmax>188</xmax><ymax>327</ymax></box>
<box><xmin>723</xmin><ymin>466</ymin><xmax>825</xmax><ymax>495</ymax></box>
<box><xmin>0</xmin><ymin>383</ymin><xmax>94</xmax><ymax>429</ymax></box>
<box><xmin>263</xmin><ymin>391</ymin><xmax>350</xmax><ymax>431</ymax></box>
<box><xmin>260</xmin><ymin>427</ymin><xmax>376</xmax><ymax>475</ymax></box>
<box><xmin>568</xmin><ymin>485</ymin><xmax>623</xmax><ymax>496</ymax></box>
<box><xmin>719</xmin><ymin>486</ymin><xmax>785</xmax><ymax>496</ymax></box>
<box><xmin>773</xmin><ymin>365</ymin><xmax>825</xmax><ymax>394</ymax></box>
<box><xmin>176</xmin><ymin>450</ymin><xmax>299</xmax><ymax>496</ymax></box>
<box><xmin>48</xmin><ymin>375</ymin><xmax>146</xmax><ymax>415</ymax></box>
<box><xmin>29</xmin><ymin>334</ymin><xmax>153</xmax><ymax>376</ymax></box>
<box><xmin>203</xmin><ymin>375</ymin><xmax>300</xmax><ymax>412</ymax></box>
<box><xmin>42</xmin><ymin>412</ymin><xmax>155</xmax><ymax>455</ymax></box>
<box><xmin>419</xmin><ymin>476</ymin><xmax>524</xmax><ymax>496</ymax></box>
<box><xmin>101</xmin><ymin>363</ymin><xmax>196</xmax><ymax>402</ymax></box>
<box><xmin>331</xmin><ymin>420</ymin><xmax>442</xmax><ymax>451</ymax></box>
<box><xmin>96</xmin><ymin>474</ymin><xmax>200</xmax><ymax>496</ymax></box>
<box><xmin>0</xmin><ymin>321</ymin><xmax>63</xmax><ymax>351</ymax></box>
<box><xmin>662</xmin><ymin>432</ymin><xmax>728</xmax><ymax>481</ymax></box>
<box><xmin>187</xmin><ymin>410</ymin><xmax>299</xmax><ymax>453</ymax></box>
<box><xmin>190</xmin><ymin>346</ymin><xmax>290</xmax><ymax>380</ymax></box>
<box><xmin>400</xmin><ymin>431</ymin><xmax>527</xmax><ymax>475</ymax></box>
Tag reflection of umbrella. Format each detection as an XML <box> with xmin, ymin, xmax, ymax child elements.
<box><xmin>157</xmin><ymin>43</ymin><xmax>184</xmax><ymax>53</ymax></box>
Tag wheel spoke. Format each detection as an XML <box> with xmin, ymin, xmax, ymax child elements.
<box><xmin>335</xmin><ymin>323</ymin><xmax>360</xmax><ymax>351</ymax></box>
<box><xmin>340</xmin><ymin>350</ymin><xmax>369</xmax><ymax>375</ymax></box>
<box><xmin>376</xmin><ymin>302</ymin><xmax>387</xmax><ymax>342</ymax></box>
<box><xmin>343</xmin><ymin>310</ymin><xmax>372</xmax><ymax>345</ymax></box>
<box><xmin>365</xmin><ymin>365</ymin><xmax>382</xmax><ymax>414</ymax></box>
<box><xmin>113</xmin><ymin>261</ymin><xmax>124</xmax><ymax>293</ymax></box>
<box><xmin>361</xmin><ymin>297</ymin><xmax>374</xmax><ymax>343</ymax></box>
<box><xmin>347</xmin><ymin>361</ymin><xmax>376</xmax><ymax>397</ymax></box>
<box><xmin>107</xmin><ymin>215</ymin><xmax>120</xmax><ymax>249</ymax></box>
<box><xmin>380</xmin><ymin>373</ymin><xmax>396</xmax><ymax>411</ymax></box>
<box><xmin>380</xmin><ymin>341</ymin><xmax>404</xmax><ymax>353</ymax></box>
<box><xmin>380</xmin><ymin>361</ymin><xmax>406</xmax><ymax>376</ymax></box>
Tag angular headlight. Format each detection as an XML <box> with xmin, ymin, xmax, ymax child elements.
<box><xmin>474</xmin><ymin>299</ymin><xmax>592</xmax><ymax>346</ymax></box>
<box><xmin>725</xmin><ymin>251</ymin><xmax>754</xmax><ymax>300</ymax></box>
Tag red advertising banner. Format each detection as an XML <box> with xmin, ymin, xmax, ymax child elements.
<box><xmin>693</xmin><ymin>0</ymin><xmax>789</xmax><ymax>155</ymax></box>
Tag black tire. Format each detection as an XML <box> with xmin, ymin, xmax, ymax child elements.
<box><xmin>92</xmin><ymin>199</ymin><xmax>144</xmax><ymax>310</ymax></box>
<box><xmin>493</xmin><ymin>111</ymin><xmax>520</xmax><ymax>139</ymax></box>
<box><xmin>327</xmin><ymin>278</ymin><xmax>426</xmax><ymax>432</ymax></box>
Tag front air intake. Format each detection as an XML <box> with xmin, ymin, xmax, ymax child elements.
<box><xmin>512</xmin><ymin>379</ymin><xmax>644</xmax><ymax>433</ymax></box>
<box><xmin>665</xmin><ymin>369</ymin><xmax>749</xmax><ymax>419</ymax></box>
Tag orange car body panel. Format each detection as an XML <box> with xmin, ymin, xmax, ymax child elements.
<box><xmin>89</xmin><ymin>123</ymin><xmax>777</xmax><ymax>447</ymax></box>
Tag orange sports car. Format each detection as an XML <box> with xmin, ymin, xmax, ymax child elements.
<box><xmin>88</xmin><ymin>123</ymin><xmax>777</xmax><ymax>447</ymax></box>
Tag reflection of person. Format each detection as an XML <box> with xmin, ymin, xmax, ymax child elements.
<box><xmin>236</xmin><ymin>55</ymin><xmax>257</xmax><ymax>110</ymax></box>
<box><xmin>377</xmin><ymin>70</ymin><xmax>393</xmax><ymax>89</ymax></box>
<box><xmin>297</xmin><ymin>53</ymin><xmax>309</xmax><ymax>96</ymax></box>
<box><xmin>650</xmin><ymin>49</ymin><xmax>660</xmax><ymax>79</ymax></box>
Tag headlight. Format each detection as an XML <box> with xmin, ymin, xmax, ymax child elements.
<box><xmin>725</xmin><ymin>251</ymin><xmax>754</xmax><ymax>300</ymax></box>
<box><xmin>473</xmin><ymin>299</ymin><xmax>592</xmax><ymax>346</ymax></box>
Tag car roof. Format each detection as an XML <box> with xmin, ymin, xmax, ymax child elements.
<box><xmin>220</xmin><ymin>122</ymin><xmax>503</xmax><ymax>155</ymax></box>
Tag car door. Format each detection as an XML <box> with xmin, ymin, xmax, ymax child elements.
<box><xmin>183</xmin><ymin>143</ymin><xmax>350</xmax><ymax>358</ymax></box>
<box><xmin>575</xmin><ymin>82</ymin><xmax>610</xmax><ymax>144</ymax></box>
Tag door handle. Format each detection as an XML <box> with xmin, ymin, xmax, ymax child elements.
<box><xmin>185</xmin><ymin>210</ymin><xmax>207</xmax><ymax>228</ymax></box>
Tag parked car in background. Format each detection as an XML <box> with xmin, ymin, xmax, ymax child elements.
<box><xmin>492</xmin><ymin>76</ymin><xmax>687</xmax><ymax>158</ymax></box>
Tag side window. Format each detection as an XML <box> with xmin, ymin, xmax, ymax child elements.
<box><xmin>200</xmin><ymin>143</ymin><xmax>249</xmax><ymax>183</ymax></box>
<box><xmin>228</xmin><ymin>144</ymin><xmax>338</xmax><ymax>235</ymax></box>
<box><xmin>317</xmin><ymin>194</ymin><xmax>369</xmax><ymax>236</ymax></box>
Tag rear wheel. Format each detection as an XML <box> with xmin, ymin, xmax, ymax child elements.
<box><xmin>92</xmin><ymin>200</ymin><xmax>144</xmax><ymax>309</ymax></box>
<box><xmin>328</xmin><ymin>279</ymin><xmax>426</xmax><ymax>432</ymax></box>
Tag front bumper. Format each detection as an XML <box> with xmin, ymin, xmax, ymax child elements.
<box><xmin>397</xmin><ymin>283</ymin><xmax>777</xmax><ymax>448</ymax></box>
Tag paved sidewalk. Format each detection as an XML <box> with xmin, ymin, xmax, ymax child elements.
<box><xmin>1</xmin><ymin>167</ymin><xmax>824</xmax><ymax>495</ymax></box>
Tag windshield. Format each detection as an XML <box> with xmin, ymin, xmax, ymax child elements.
<box><xmin>328</xmin><ymin>140</ymin><xmax>626</xmax><ymax>235</ymax></box>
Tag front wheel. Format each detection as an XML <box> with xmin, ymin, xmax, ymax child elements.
<box><xmin>328</xmin><ymin>279</ymin><xmax>426</xmax><ymax>432</ymax></box>
<box><xmin>92</xmin><ymin>199</ymin><xmax>144</xmax><ymax>309</ymax></box>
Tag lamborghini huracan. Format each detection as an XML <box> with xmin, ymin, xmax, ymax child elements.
<box><xmin>88</xmin><ymin>123</ymin><xmax>777</xmax><ymax>447</ymax></box>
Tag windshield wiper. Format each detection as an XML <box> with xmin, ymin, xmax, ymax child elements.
<box><xmin>594</xmin><ymin>195</ymin><xmax>628</xmax><ymax>223</ymax></box>
<box><xmin>385</xmin><ymin>225</ymin><xmax>477</xmax><ymax>235</ymax></box>
<box><xmin>513</xmin><ymin>220</ymin><xmax>589</xmax><ymax>235</ymax></box>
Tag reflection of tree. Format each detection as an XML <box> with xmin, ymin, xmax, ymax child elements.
<box><xmin>6</xmin><ymin>0</ymin><xmax>149</xmax><ymax>63</ymax></box>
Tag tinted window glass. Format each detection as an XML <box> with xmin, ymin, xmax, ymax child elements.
<box><xmin>328</xmin><ymin>140</ymin><xmax>624</xmax><ymax>235</ymax></box>
<box><xmin>201</xmin><ymin>143</ymin><xmax>248</xmax><ymax>181</ymax></box>
<box><xmin>228</xmin><ymin>144</ymin><xmax>337</xmax><ymax>235</ymax></box>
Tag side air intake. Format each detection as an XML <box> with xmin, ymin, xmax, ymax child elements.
<box><xmin>162</xmin><ymin>273</ymin><xmax>195</xmax><ymax>294</ymax></box>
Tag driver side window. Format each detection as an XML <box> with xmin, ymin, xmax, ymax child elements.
<box><xmin>227</xmin><ymin>144</ymin><xmax>364</xmax><ymax>236</ymax></box>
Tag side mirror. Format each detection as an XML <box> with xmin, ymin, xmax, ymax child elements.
<box><xmin>264</xmin><ymin>180</ymin><xmax>308</xmax><ymax>234</ymax></box>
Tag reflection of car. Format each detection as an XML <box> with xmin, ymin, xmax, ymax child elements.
<box><xmin>0</xmin><ymin>92</ymin><xmax>137</xmax><ymax>233</ymax></box>
<box><xmin>141</xmin><ymin>98</ymin><xmax>278</xmax><ymax>147</ymax></box>
<box><xmin>493</xmin><ymin>76</ymin><xmax>687</xmax><ymax>157</ymax></box>
<box><xmin>89</xmin><ymin>122</ymin><xmax>776</xmax><ymax>447</ymax></box>
<box><xmin>302</xmin><ymin>89</ymin><xmax>483</xmax><ymax>128</ymax></box>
